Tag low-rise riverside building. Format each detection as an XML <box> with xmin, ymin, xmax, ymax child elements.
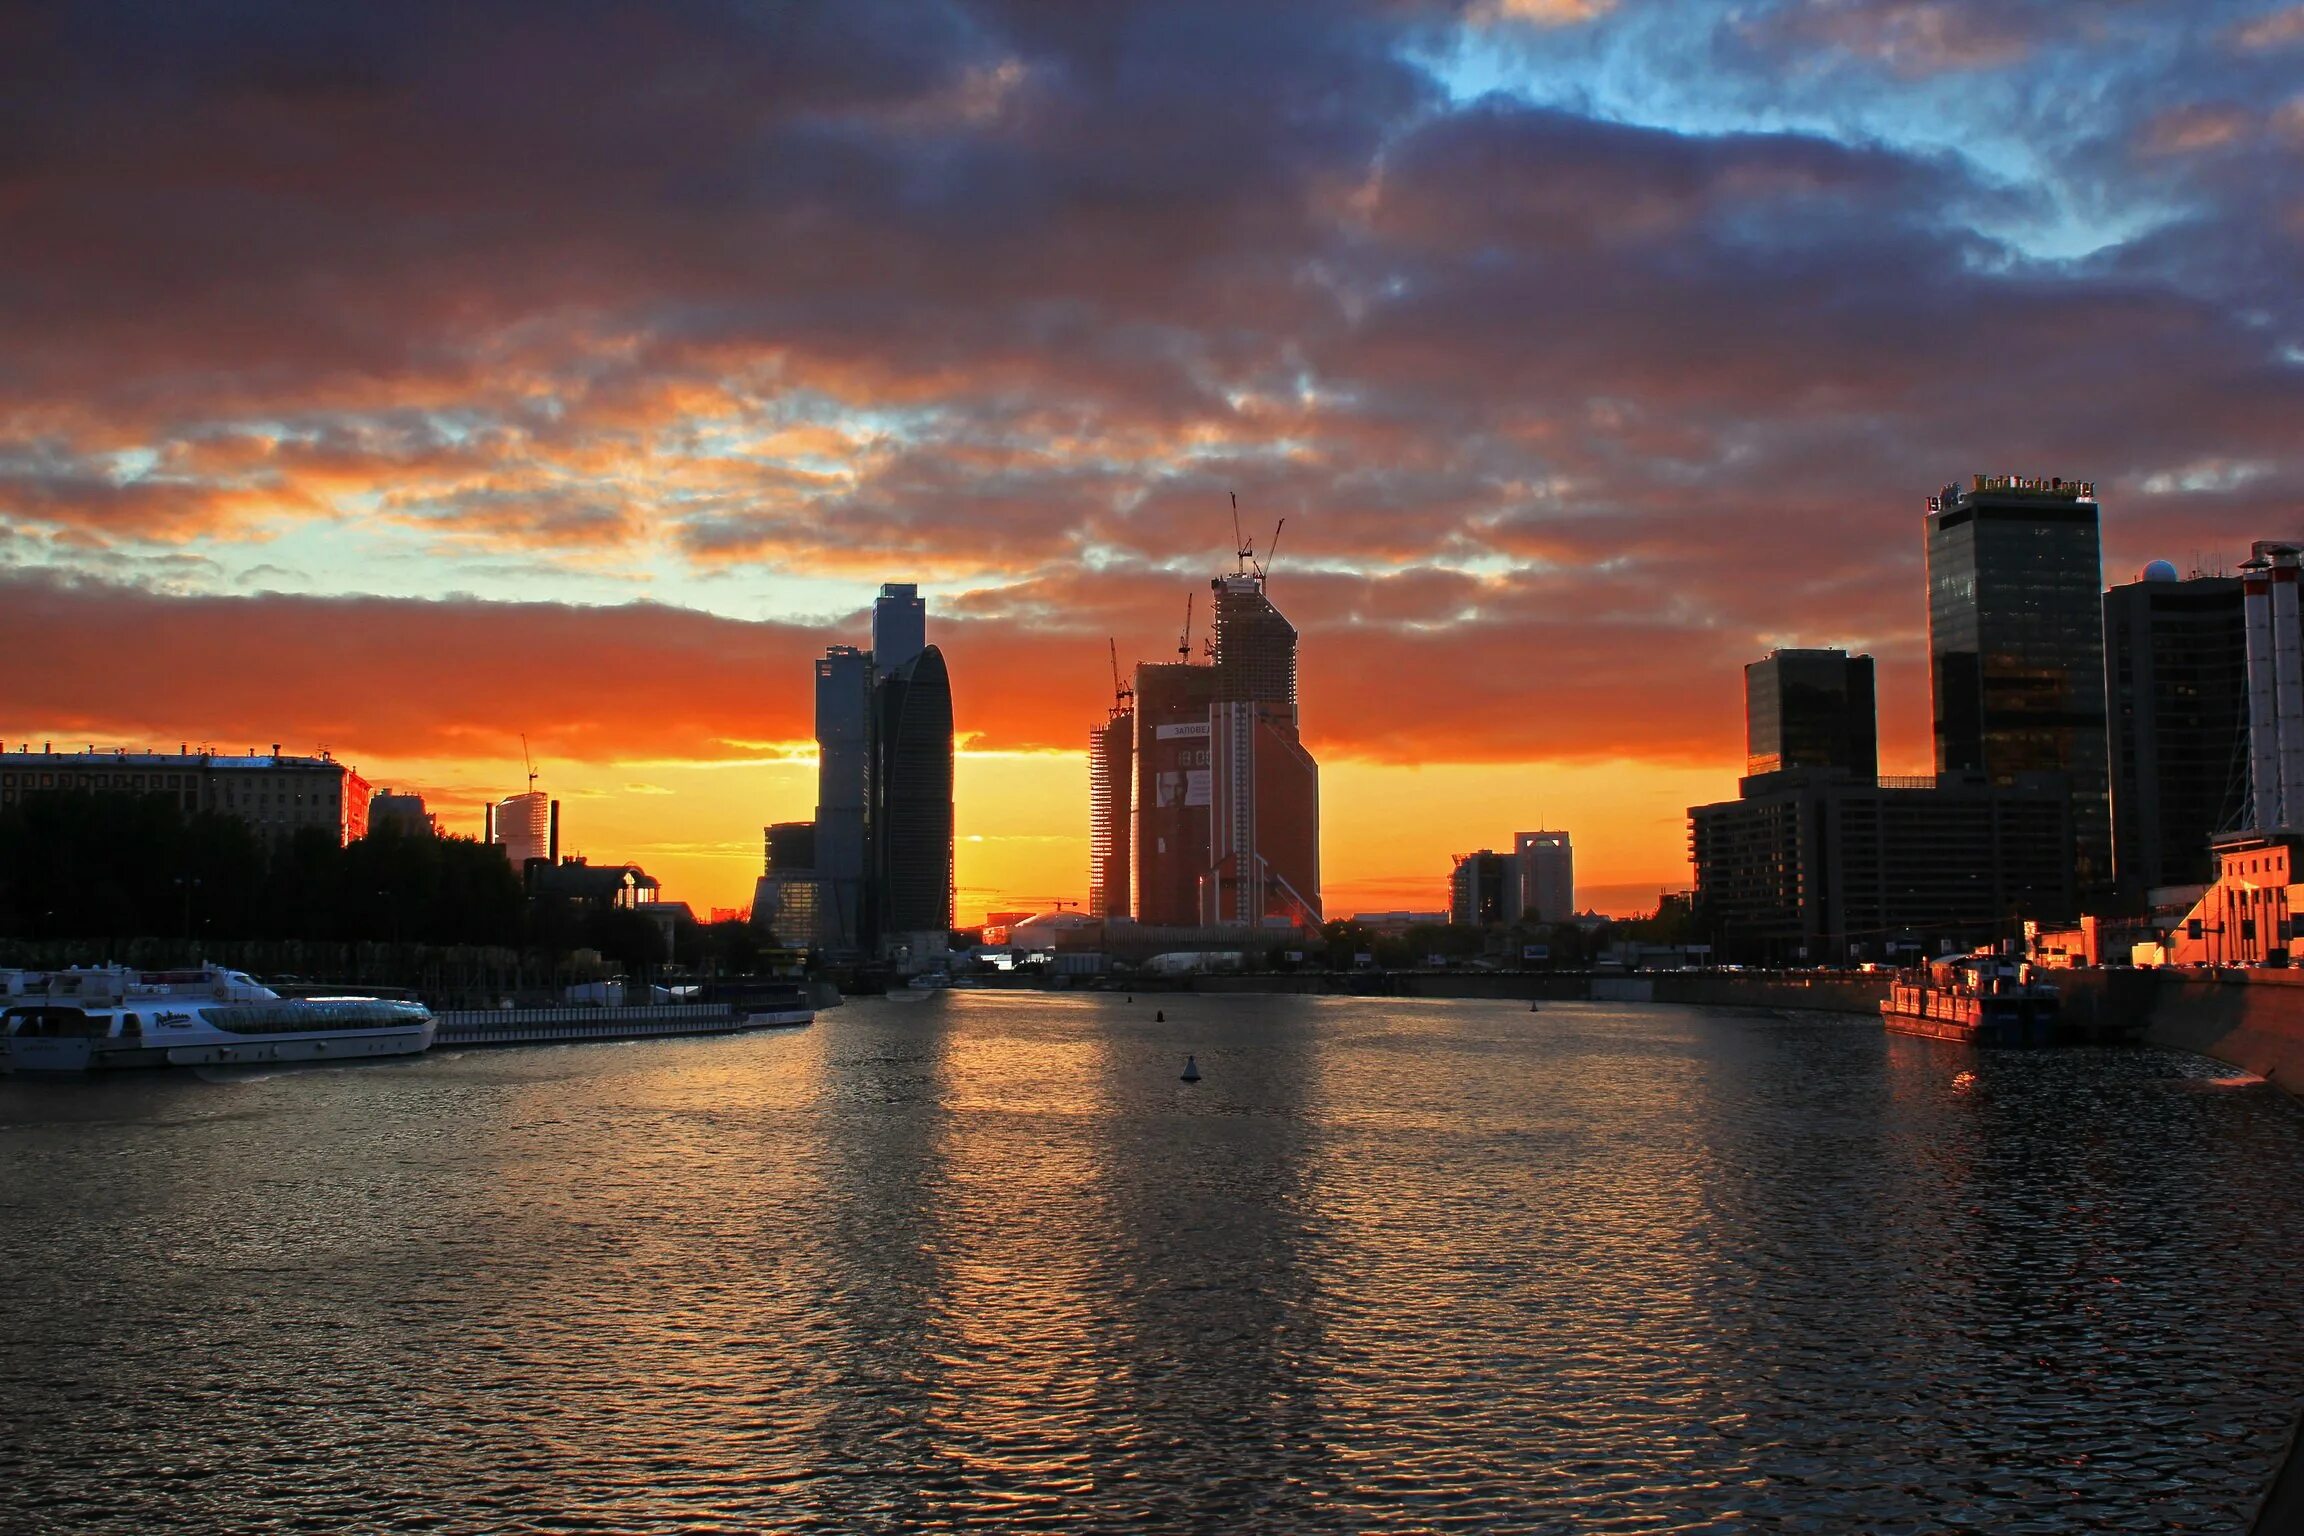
<box><xmin>0</xmin><ymin>745</ymin><xmax>370</xmax><ymax>844</ymax></box>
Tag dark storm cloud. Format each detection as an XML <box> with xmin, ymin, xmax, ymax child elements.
<box><xmin>1</xmin><ymin>0</ymin><xmax>2298</xmax><ymax>766</ymax></box>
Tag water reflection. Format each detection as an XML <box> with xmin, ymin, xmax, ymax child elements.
<box><xmin>1</xmin><ymin>997</ymin><xmax>2301</xmax><ymax>1533</ymax></box>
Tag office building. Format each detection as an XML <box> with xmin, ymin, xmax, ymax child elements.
<box><xmin>1132</xmin><ymin>660</ymin><xmax>1219</xmax><ymax>925</ymax></box>
<box><xmin>1197</xmin><ymin>570</ymin><xmax>1319</xmax><ymax>926</ymax></box>
<box><xmin>1926</xmin><ymin>474</ymin><xmax>2109</xmax><ymax>892</ymax></box>
<box><xmin>813</xmin><ymin>644</ymin><xmax>874</xmax><ymax>954</ymax></box>
<box><xmin>492</xmin><ymin>790</ymin><xmax>553</xmax><ymax>870</ymax></box>
<box><xmin>1746</xmin><ymin>650</ymin><xmax>1877</xmax><ymax>779</ymax></box>
<box><xmin>0</xmin><ymin>746</ymin><xmax>370</xmax><ymax>844</ymax></box>
<box><xmin>1210</xmin><ymin>571</ymin><xmax>1298</xmax><ymax>723</ymax></box>
<box><xmin>1129</xmin><ymin>587</ymin><xmax>1320</xmax><ymax>927</ymax></box>
<box><xmin>790</xmin><ymin>584</ymin><xmax>959</xmax><ymax>962</ymax></box>
<box><xmin>1089</xmin><ymin>705</ymin><xmax>1134</xmax><ymax>919</ymax></box>
<box><xmin>2103</xmin><ymin>563</ymin><xmax>2246</xmax><ymax>894</ymax></box>
<box><xmin>2161</xmin><ymin>545</ymin><xmax>2304</xmax><ymax>967</ymax></box>
<box><xmin>1691</xmin><ymin>769</ymin><xmax>2075</xmax><ymax>964</ymax></box>
<box><xmin>1451</xmin><ymin>850</ymin><xmax>1512</xmax><ymax>926</ymax></box>
<box><xmin>872</xmin><ymin>583</ymin><xmax>927</xmax><ymax>681</ymax></box>
<box><xmin>875</xmin><ymin>645</ymin><xmax>955</xmax><ymax>939</ymax></box>
<box><xmin>753</xmin><ymin>820</ymin><xmax>828</xmax><ymax>950</ymax></box>
<box><xmin>1514</xmin><ymin>831</ymin><xmax>1574</xmax><ymax>924</ymax></box>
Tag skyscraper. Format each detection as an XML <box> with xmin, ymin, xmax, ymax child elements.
<box><xmin>1088</xmin><ymin>704</ymin><xmax>1134</xmax><ymax>919</ymax></box>
<box><xmin>1116</xmin><ymin>549</ymin><xmax>1320</xmax><ymax>932</ymax></box>
<box><xmin>1514</xmin><ymin>831</ymin><xmax>1574</xmax><ymax>924</ymax></box>
<box><xmin>1451</xmin><ymin>850</ymin><xmax>1511</xmax><ymax>926</ymax></box>
<box><xmin>1745</xmin><ymin>649</ymin><xmax>1877</xmax><ymax>779</ymax></box>
<box><xmin>875</xmin><ymin>645</ymin><xmax>955</xmax><ymax>937</ymax></box>
<box><xmin>814</xmin><ymin>644</ymin><xmax>874</xmax><ymax>953</ymax></box>
<box><xmin>1926</xmin><ymin>474</ymin><xmax>2109</xmax><ymax>893</ymax></box>
<box><xmin>1199</xmin><ymin>570</ymin><xmax>1319</xmax><ymax>926</ymax></box>
<box><xmin>2103</xmin><ymin>562</ymin><xmax>2247</xmax><ymax>893</ymax></box>
<box><xmin>872</xmin><ymin>582</ymin><xmax>927</xmax><ymax>681</ymax></box>
<box><xmin>493</xmin><ymin>790</ymin><xmax>551</xmax><ymax>870</ymax></box>
<box><xmin>1132</xmin><ymin>660</ymin><xmax>1218</xmax><ymax>924</ymax></box>
<box><xmin>1210</xmin><ymin>572</ymin><xmax>1297</xmax><ymax>723</ymax></box>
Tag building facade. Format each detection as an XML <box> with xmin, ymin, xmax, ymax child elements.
<box><xmin>1132</xmin><ymin>661</ymin><xmax>1219</xmax><ymax>925</ymax></box>
<box><xmin>1691</xmin><ymin>770</ymin><xmax>2076</xmax><ymax>964</ymax></box>
<box><xmin>1746</xmin><ymin>649</ymin><xmax>1877</xmax><ymax>779</ymax></box>
<box><xmin>491</xmin><ymin>790</ymin><xmax>552</xmax><ymax>869</ymax></box>
<box><xmin>1088</xmin><ymin>706</ymin><xmax>1134</xmax><ymax>919</ymax></box>
<box><xmin>1926</xmin><ymin>474</ymin><xmax>2109</xmax><ymax>893</ymax></box>
<box><xmin>753</xmin><ymin>820</ymin><xmax>828</xmax><ymax>951</ymax></box>
<box><xmin>1514</xmin><ymin>831</ymin><xmax>1574</xmax><ymax>924</ymax></box>
<box><xmin>0</xmin><ymin>748</ymin><xmax>371</xmax><ymax>844</ymax></box>
<box><xmin>813</xmin><ymin>644</ymin><xmax>874</xmax><ymax>954</ymax></box>
<box><xmin>875</xmin><ymin>645</ymin><xmax>955</xmax><ymax>938</ymax></box>
<box><xmin>872</xmin><ymin>582</ymin><xmax>927</xmax><ymax>681</ymax></box>
<box><xmin>2102</xmin><ymin>564</ymin><xmax>2246</xmax><ymax>894</ymax></box>
<box><xmin>1119</xmin><ymin>568</ymin><xmax>1321</xmax><ymax>931</ymax></box>
<box><xmin>1450</xmin><ymin>850</ymin><xmax>1512</xmax><ymax>926</ymax></box>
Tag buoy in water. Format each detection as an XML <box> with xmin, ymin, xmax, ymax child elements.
<box><xmin>1155</xmin><ymin>1009</ymin><xmax>1165</xmax><ymax>1022</ymax></box>
<box><xmin>1181</xmin><ymin>1053</ymin><xmax>1201</xmax><ymax>1084</ymax></box>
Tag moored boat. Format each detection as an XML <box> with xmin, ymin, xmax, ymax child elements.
<box><xmin>1</xmin><ymin>964</ymin><xmax>433</xmax><ymax>1073</ymax></box>
<box><xmin>1880</xmin><ymin>953</ymin><xmax>2059</xmax><ymax>1048</ymax></box>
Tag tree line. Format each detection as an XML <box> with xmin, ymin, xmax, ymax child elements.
<box><xmin>0</xmin><ymin>790</ymin><xmax>527</xmax><ymax>947</ymax></box>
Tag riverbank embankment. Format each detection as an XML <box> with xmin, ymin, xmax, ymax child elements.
<box><xmin>1182</xmin><ymin>967</ymin><xmax>2304</xmax><ymax>1088</ymax></box>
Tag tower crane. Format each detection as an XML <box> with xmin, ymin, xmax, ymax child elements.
<box><xmin>1109</xmin><ymin>638</ymin><xmax>1135</xmax><ymax>714</ymax></box>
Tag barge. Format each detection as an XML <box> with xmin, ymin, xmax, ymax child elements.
<box><xmin>1881</xmin><ymin>953</ymin><xmax>2060</xmax><ymax>1047</ymax></box>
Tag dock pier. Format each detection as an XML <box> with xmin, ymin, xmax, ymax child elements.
<box><xmin>430</xmin><ymin>1002</ymin><xmax>811</xmax><ymax>1048</ymax></box>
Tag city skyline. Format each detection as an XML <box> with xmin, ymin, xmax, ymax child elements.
<box><xmin>5</xmin><ymin>2</ymin><xmax>2302</xmax><ymax>922</ymax></box>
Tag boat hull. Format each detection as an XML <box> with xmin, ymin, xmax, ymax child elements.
<box><xmin>1880</xmin><ymin>1000</ymin><xmax>2058</xmax><ymax>1049</ymax></box>
<box><xmin>3</xmin><ymin>1022</ymin><xmax>436</xmax><ymax>1074</ymax></box>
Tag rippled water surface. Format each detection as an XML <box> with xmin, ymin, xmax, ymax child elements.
<box><xmin>4</xmin><ymin>995</ymin><xmax>2304</xmax><ymax>1533</ymax></box>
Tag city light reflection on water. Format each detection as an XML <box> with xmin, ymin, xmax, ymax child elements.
<box><xmin>1</xmin><ymin>994</ymin><xmax>2301</xmax><ymax>1533</ymax></box>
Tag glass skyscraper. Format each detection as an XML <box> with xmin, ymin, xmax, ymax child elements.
<box><xmin>874</xmin><ymin>645</ymin><xmax>955</xmax><ymax>936</ymax></box>
<box><xmin>2103</xmin><ymin>566</ymin><xmax>2248</xmax><ymax>893</ymax></box>
<box><xmin>1926</xmin><ymin>475</ymin><xmax>2109</xmax><ymax>896</ymax></box>
<box><xmin>1745</xmin><ymin>649</ymin><xmax>1878</xmax><ymax>780</ymax></box>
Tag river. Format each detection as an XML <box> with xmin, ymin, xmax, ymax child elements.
<box><xmin>3</xmin><ymin>994</ymin><xmax>2301</xmax><ymax>1533</ymax></box>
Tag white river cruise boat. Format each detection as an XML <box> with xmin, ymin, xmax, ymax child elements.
<box><xmin>1</xmin><ymin>964</ymin><xmax>434</xmax><ymax>1073</ymax></box>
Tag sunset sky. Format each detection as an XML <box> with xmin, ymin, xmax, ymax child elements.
<box><xmin>5</xmin><ymin>1</ymin><xmax>2302</xmax><ymax>922</ymax></box>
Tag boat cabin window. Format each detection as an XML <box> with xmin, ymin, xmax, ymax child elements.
<box><xmin>3</xmin><ymin>1006</ymin><xmax>103</xmax><ymax>1038</ymax></box>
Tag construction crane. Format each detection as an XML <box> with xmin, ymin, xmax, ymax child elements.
<box><xmin>521</xmin><ymin>732</ymin><xmax>538</xmax><ymax>794</ymax></box>
<box><xmin>1178</xmin><ymin>592</ymin><xmax>1194</xmax><ymax>663</ymax></box>
<box><xmin>1230</xmin><ymin>491</ymin><xmax>1255</xmax><ymax>575</ymax></box>
<box><xmin>1258</xmin><ymin>517</ymin><xmax>1285</xmax><ymax>582</ymax></box>
<box><xmin>1109</xmin><ymin>638</ymin><xmax>1135</xmax><ymax>714</ymax></box>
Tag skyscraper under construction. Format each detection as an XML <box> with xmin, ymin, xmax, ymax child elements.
<box><xmin>1103</xmin><ymin>535</ymin><xmax>1320</xmax><ymax>931</ymax></box>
